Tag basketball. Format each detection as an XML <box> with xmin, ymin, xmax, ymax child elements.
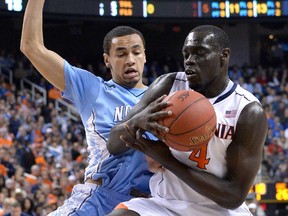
<box><xmin>158</xmin><ymin>90</ymin><xmax>217</xmax><ymax>151</ymax></box>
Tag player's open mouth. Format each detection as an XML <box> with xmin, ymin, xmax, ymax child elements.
<box><xmin>185</xmin><ymin>69</ymin><xmax>197</xmax><ymax>76</ymax></box>
<box><xmin>125</xmin><ymin>68</ymin><xmax>137</xmax><ymax>73</ymax></box>
<box><xmin>125</xmin><ymin>68</ymin><xmax>138</xmax><ymax>79</ymax></box>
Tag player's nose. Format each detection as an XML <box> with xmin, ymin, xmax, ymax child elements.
<box><xmin>126</xmin><ymin>53</ymin><xmax>135</xmax><ymax>65</ymax></box>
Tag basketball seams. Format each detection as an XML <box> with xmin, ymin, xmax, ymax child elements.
<box><xmin>158</xmin><ymin>90</ymin><xmax>216</xmax><ymax>151</ymax></box>
<box><xmin>163</xmin><ymin>95</ymin><xmax>205</xmax><ymax>129</ymax></box>
<box><xmin>168</xmin><ymin>97</ymin><xmax>213</xmax><ymax>135</ymax></box>
<box><xmin>164</xmin><ymin>136</ymin><xmax>205</xmax><ymax>150</ymax></box>
<box><xmin>166</xmin><ymin>115</ymin><xmax>217</xmax><ymax>150</ymax></box>
<box><xmin>169</xmin><ymin>114</ymin><xmax>216</xmax><ymax>136</ymax></box>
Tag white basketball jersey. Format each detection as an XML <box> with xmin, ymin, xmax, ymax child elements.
<box><xmin>150</xmin><ymin>72</ymin><xmax>259</xmax><ymax>215</ymax></box>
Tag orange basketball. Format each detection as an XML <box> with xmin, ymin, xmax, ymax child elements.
<box><xmin>158</xmin><ymin>90</ymin><xmax>216</xmax><ymax>151</ymax></box>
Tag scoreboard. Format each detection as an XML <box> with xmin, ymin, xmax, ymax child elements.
<box><xmin>1</xmin><ymin>0</ymin><xmax>288</xmax><ymax>18</ymax></box>
<box><xmin>251</xmin><ymin>182</ymin><xmax>288</xmax><ymax>203</ymax></box>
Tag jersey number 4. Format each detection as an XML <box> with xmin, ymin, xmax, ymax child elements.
<box><xmin>188</xmin><ymin>144</ymin><xmax>210</xmax><ymax>169</ymax></box>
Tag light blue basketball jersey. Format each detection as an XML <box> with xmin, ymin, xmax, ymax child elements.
<box><xmin>61</xmin><ymin>61</ymin><xmax>152</xmax><ymax>206</ymax></box>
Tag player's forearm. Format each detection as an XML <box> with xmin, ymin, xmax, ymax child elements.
<box><xmin>21</xmin><ymin>0</ymin><xmax>66</xmax><ymax>90</ymax></box>
<box><xmin>107</xmin><ymin>122</ymin><xmax>135</xmax><ymax>155</ymax></box>
<box><xmin>20</xmin><ymin>0</ymin><xmax>45</xmax><ymax>58</ymax></box>
<box><xmin>164</xmin><ymin>160</ymin><xmax>247</xmax><ymax>209</ymax></box>
<box><xmin>107</xmin><ymin>105</ymin><xmax>150</xmax><ymax>155</ymax></box>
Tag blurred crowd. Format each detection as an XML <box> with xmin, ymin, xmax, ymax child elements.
<box><xmin>0</xmin><ymin>49</ymin><xmax>287</xmax><ymax>215</ymax></box>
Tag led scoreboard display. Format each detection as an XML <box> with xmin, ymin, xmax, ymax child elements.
<box><xmin>199</xmin><ymin>1</ymin><xmax>285</xmax><ymax>18</ymax></box>
<box><xmin>1</xmin><ymin>0</ymin><xmax>288</xmax><ymax>18</ymax></box>
<box><xmin>251</xmin><ymin>182</ymin><xmax>288</xmax><ymax>203</ymax></box>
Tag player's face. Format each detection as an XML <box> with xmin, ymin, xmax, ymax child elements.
<box><xmin>104</xmin><ymin>34</ymin><xmax>146</xmax><ymax>88</ymax></box>
<box><xmin>182</xmin><ymin>31</ymin><xmax>223</xmax><ymax>96</ymax></box>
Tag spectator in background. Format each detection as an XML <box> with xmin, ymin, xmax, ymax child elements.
<box><xmin>241</xmin><ymin>62</ymin><xmax>255</xmax><ymax>82</ymax></box>
<box><xmin>4</xmin><ymin>179</ymin><xmax>15</xmax><ymax>199</ymax></box>
<box><xmin>0</xmin><ymin>128</ymin><xmax>13</xmax><ymax>148</ymax></box>
<box><xmin>40</xmin><ymin>102</ymin><xmax>54</xmax><ymax>124</ymax></box>
<box><xmin>268</xmin><ymin>69</ymin><xmax>281</xmax><ymax>93</ymax></box>
<box><xmin>245</xmin><ymin>77</ymin><xmax>263</xmax><ymax>96</ymax></box>
<box><xmin>3</xmin><ymin>200</ymin><xmax>30</xmax><ymax>216</ymax></box>
<box><xmin>8</xmin><ymin>110</ymin><xmax>21</xmax><ymax>138</ymax></box>
<box><xmin>14</xmin><ymin>189</ymin><xmax>26</xmax><ymax>206</ymax></box>
<box><xmin>0</xmin><ymin>175</ymin><xmax>6</xmax><ymax>191</ymax></box>
<box><xmin>274</xmin><ymin>162</ymin><xmax>288</xmax><ymax>182</ymax></box>
<box><xmin>16</xmin><ymin>140</ymin><xmax>36</xmax><ymax>174</ymax></box>
<box><xmin>21</xmin><ymin>197</ymin><xmax>35</xmax><ymax>216</ymax></box>
<box><xmin>265</xmin><ymin>137</ymin><xmax>285</xmax><ymax>178</ymax></box>
<box><xmin>70</xmin><ymin>142</ymin><xmax>81</xmax><ymax>161</ymax></box>
<box><xmin>0</xmin><ymin>198</ymin><xmax>13</xmax><ymax>216</ymax></box>
<box><xmin>25</xmin><ymin>165</ymin><xmax>41</xmax><ymax>190</ymax></box>
<box><xmin>55</xmin><ymin>111</ymin><xmax>69</xmax><ymax>136</ymax></box>
<box><xmin>0</xmin><ymin>148</ymin><xmax>15</xmax><ymax>178</ymax></box>
<box><xmin>228</xmin><ymin>64</ymin><xmax>242</xmax><ymax>82</ymax></box>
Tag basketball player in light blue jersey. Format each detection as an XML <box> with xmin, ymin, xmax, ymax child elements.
<box><xmin>20</xmin><ymin>0</ymin><xmax>152</xmax><ymax>215</ymax></box>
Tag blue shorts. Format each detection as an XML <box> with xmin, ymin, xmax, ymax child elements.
<box><xmin>48</xmin><ymin>182</ymin><xmax>132</xmax><ymax>216</ymax></box>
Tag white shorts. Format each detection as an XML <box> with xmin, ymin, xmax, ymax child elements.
<box><xmin>119</xmin><ymin>197</ymin><xmax>252</xmax><ymax>216</ymax></box>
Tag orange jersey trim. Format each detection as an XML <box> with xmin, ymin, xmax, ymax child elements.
<box><xmin>114</xmin><ymin>203</ymin><xmax>128</xmax><ymax>210</ymax></box>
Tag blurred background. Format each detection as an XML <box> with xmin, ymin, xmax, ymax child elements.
<box><xmin>0</xmin><ymin>1</ymin><xmax>288</xmax><ymax>215</ymax></box>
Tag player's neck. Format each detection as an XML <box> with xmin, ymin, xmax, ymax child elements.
<box><xmin>202</xmin><ymin>77</ymin><xmax>230</xmax><ymax>99</ymax></box>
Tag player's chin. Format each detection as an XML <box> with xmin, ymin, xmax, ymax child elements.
<box><xmin>186</xmin><ymin>76</ymin><xmax>203</xmax><ymax>90</ymax></box>
<box><xmin>125</xmin><ymin>76</ymin><xmax>141</xmax><ymax>86</ymax></box>
<box><xmin>124</xmin><ymin>78</ymin><xmax>140</xmax><ymax>88</ymax></box>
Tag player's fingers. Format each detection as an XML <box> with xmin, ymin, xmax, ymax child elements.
<box><xmin>150</xmin><ymin>110</ymin><xmax>172</xmax><ymax>121</ymax></box>
<box><xmin>155</xmin><ymin>94</ymin><xmax>167</xmax><ymax>103</ymax></box>
<box><xmin>147</xmin><ymin>95</ymin><xmax>171</xmax><ymax>112</ymax></box>
<box><xmin>151</xmin><ymin>122</ymin><xmax>169</xmax><ymax>134</ymax></box>
<box><xmin>150</xmin><ymin>100</ymin><xmax>171</xmax><ymax>113</ymax></box>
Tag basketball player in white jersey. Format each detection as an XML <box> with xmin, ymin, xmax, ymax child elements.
<box><xmin>20</xmin><ymin>0</ymin><xmax>153</xmax><ymax>215</ymax></box>
<box><xmin>107</xmin><ymin>25</ymin><xmax>268</xmax><ymax>216</ymax></box>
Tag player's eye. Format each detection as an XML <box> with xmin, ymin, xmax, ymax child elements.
<box><xmin>182</xmin><ymin>52</ymin><xmax>189</xmax><ymax>59</ymax></box>
<box><xmin>117</xmin><ymin>53</ymin><xmax>125</xmax><ymax>57</ymax></box>
<box><xmin>196</xmin><ymin>49</ymin><xmax>206</xmax><ymax>55</ymax></box>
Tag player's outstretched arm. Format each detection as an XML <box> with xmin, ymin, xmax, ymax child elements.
<box><xmin>107</xmin><ymin>73</ymin><xmax>176</xmax><ymax>155</ymax></box>
<box><xmin>20</xmin><ymin>0</ymin><xmax>65</xmax><ymax>91</ymax></box>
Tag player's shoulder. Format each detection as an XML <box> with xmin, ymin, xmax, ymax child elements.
<box><xmin>235</xmin><ymin>83</ymin><xmax>260</xmax><ymax>103</ymax></box>
<box><xmin>65</xmin><ymin>60</ymin><xmax>101</xmax><ymax>78</ymax></box>
<box><xmin>236</xmin><ymin>85</ymin><xmax>266</xmax><ymax>122</ymax></box>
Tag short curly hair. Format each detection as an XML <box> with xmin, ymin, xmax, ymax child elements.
<box><xmin>103</xmin><ymin>26</ymin><xmax>146</xmax><ymax>55</ymax></box>
<box><xmin>191</xmin><ymin>25</ymin><xmax>231</xmax><ymax>51</ymax></box>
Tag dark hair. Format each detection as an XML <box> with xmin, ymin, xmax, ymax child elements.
<box><xmin>191</xmin><ymin>25</ymin><xmax>230</xmax><ymax>50</ymax></box>
<box><xmin>103</xmin><ymin>26</ymin><xmax>145</xmax><ymax>55</ymax></box>
<box><xmin>21</xmin><ymin>197</ymin><xmax>35</xmax><ymax>214</ymax></box>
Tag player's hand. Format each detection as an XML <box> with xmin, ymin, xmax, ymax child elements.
<box><xmin>120</xmin><ymin>128</ymin><xmax>175</xmax><ymax>166</ymax></box>
<box><xmin>127</xmin><ymin>95</ymin><xmax>172</xmax><ymax>139</ymax></box>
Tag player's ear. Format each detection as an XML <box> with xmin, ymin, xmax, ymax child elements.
<box><xmin>103</xmin><ymin>53</ymin><xmax>110</xmax><ymax>68</ymax></box>
<box><xmin>220</xmin><ymin>48</ymin><xmax>230</xmax><ymax>65</ymax></box>
<box><xmin>143</xmin><ymin>50</ymin><xmax>147</xmax><ymax>64</ymax></box>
